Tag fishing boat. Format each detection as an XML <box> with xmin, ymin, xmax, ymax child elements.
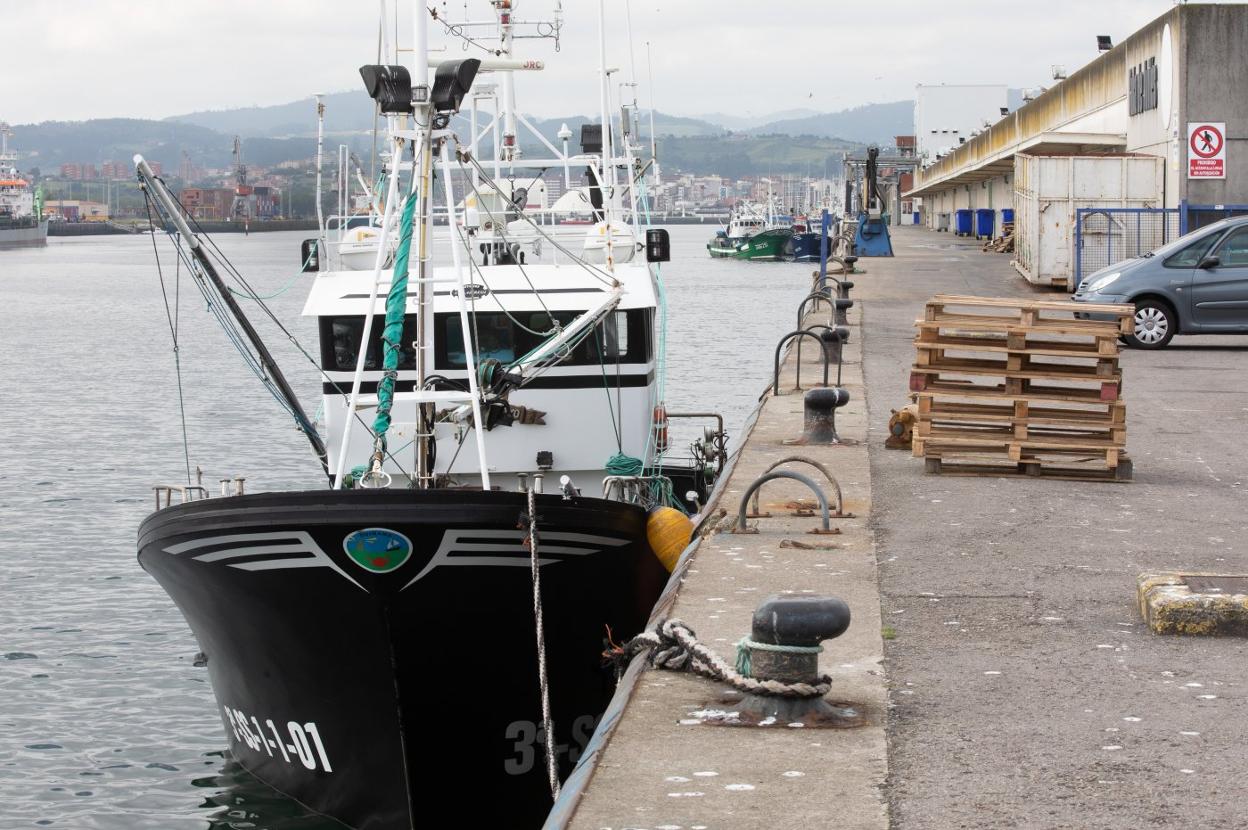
<box><xmin>135</xmin><ymin>3</ymin><xmax>725</xmax><ymax>828</ymax></box>
<box><xmin>787</xmin><ymin>213</ymin><xmax>830</xmax><ymax>262</ymax></box>
<box><xmin>706</xmin><ymin>199</ymin><xmax>791</xmax><ymax>260</ymax></box>
<box><xmin>0</xmin><ymin>123</ymin><xmax>47</xmax><ymax>249</ymax></box>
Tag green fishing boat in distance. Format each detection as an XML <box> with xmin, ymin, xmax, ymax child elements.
<box><xmin>732</xmin><ymin>227</ymin><xmax>790</xmax><ymax>260</ymax></box>
<box><xmin>706</xmin><ymin>200</ymin><xmax>792</xmax><ymax>260</ymax></box>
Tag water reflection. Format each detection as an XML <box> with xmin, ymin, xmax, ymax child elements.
<box><xmin>193</xmin><ymin>754</ymin><xmax>339</xmax><ymax>830</ymax></box>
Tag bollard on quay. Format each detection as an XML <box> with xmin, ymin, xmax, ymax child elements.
<box><xmin>745</xmin><ymin>595</ymin><xmax>850</xmax><ymax>684</ymax></box>
<box><xmin>718</xmin><ymin>594</ymin><xmax>865</xmax><ymax>728</ymax></box>
<box><xmin>804</xmin><ymin>386</ymin><xmax>850</xmax><ymax>444</ymax></box>
<box><xmin>833</xmin><ymin>296</ymin><xmax>854</xmax><ymax>329</ymax></box>
<box><xmin>818</xmin><ymin>326</ymin><xmax>848</xmax><ymax>365</ymax></box>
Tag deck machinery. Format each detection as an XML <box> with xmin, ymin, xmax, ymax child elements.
<box><xmin>853</xmin><ymin>145</ymin><xmax>894</xmax><ymax>257</ymax></box>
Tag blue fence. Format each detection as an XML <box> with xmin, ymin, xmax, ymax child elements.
<box><xmin>1074</xmin><ymin>207</ymin><xmax>1181</xmax><ymax>289</ymax></box>
<box><xmin>1185</xmin><ymin>202</ymin><xmax>1248</xmax><ymax>232</ymax></box>
<box><xmin>1073</xmin><ymin>202</ymin><xmax>1248</xmax><ymax>289</ymax></box>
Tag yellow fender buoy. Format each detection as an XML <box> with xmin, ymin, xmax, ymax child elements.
<box><xmin>647</xmin><ymin>506</ymin><xmax>694</xmax><ymax>572</ymax></box>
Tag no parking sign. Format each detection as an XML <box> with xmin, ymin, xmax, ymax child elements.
<box><xmin>1188</xmin><ymin>122</ymin><xmax>1226</xmax><ymax>179</ymax></box>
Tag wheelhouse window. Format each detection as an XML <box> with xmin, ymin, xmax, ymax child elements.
<box><xmin>436</xmin><ymin>309</ymin><xmax>649</xmax><ymax>370</ymax></box>
<box><xmin>319</xmin><ymin>315</ymin><xmax>419</xmax><ymax>371</ymax></box>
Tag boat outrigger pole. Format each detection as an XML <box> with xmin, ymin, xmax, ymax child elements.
<box><xmin>133</xmin><ymin>154</ymin><xmax>331</xmax><ymax>480</ymax></box>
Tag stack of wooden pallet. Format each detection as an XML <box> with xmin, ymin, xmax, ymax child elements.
<box><xmin>981</xmin><ymin>224</ymin><xmax>1014</xmax><ymax>253</ymax></box>
<box><xmin>908</xmin><ymin>294</ymin><xmax>1134</xmax><ymax>481</ymax></box>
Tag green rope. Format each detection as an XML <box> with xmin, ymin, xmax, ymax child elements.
<box><xmin>371</xmin><ymin>190</ymin><xmax>419</xmax><ymax>445</ymax></box>
<box><xmin>734</xmin><ymin>638</ymin><xmax>824</xmax><ymax>678</ymax></box>
<box><xmin>606</xmin><ymin>453</ymin><xmax>644</xmax><ymax>476</ymax></box>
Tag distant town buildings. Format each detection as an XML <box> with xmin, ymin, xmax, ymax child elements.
<box><xmin>45</xmin><ymin>199</ymin><xmax>109</xmax><ymax>221</ymax></box>
<box><xmin>181</xmin><ymin>186</ymin><xmax>281</xmax><ymax>220</ymax></box>
<box><xmin>59</xmin><ymin>160</ymin><xmax>161</xmax><ymax>180</ymax></box>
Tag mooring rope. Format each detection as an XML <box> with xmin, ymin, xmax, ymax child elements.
<box><xmin>525</xmin><ymin>487</ymin><xmax>560</xmax><ymax>801</ymax></box>
<box><xmin>613</xmin><ymin>619</ymin><xmax>832</xmax><ymax>699</ymax></box>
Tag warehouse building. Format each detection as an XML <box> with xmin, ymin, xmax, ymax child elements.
<box><xmin>906</xmin><ymin>3</ymin><xmax>1248</xmax><ymax>289</ymax></box>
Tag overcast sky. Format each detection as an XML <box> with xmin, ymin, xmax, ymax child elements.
<box><xmin>0</xmin><ymin>0</ymin><xmax>1225</xmax><ymax>126</ymax></box>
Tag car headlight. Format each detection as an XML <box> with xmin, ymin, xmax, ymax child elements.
<box><xmin>1085</xmin><ymin>272</ymin><xmax>1121</xmax><ymax>293</ymax></box>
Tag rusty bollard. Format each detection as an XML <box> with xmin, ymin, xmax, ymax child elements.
<box><xmin>818</xmin><ymin>325</ymin><xmax>849</xmax><ymax>366</ymax></box>
<box><xmin>804</xmin><ymin>386</ymin><xmax>850</xmax><ymax>444</ymax></box>
<box><xmin>833</xmin><ymin>296</ymin><xmax>854</xmax><ymax>329</ymax></box>
<box><xmin>714</xmin><ymin>594</ymin><xmax>865</xmax><ymax>728</ymax></box>
<box><xmin>746</xmin><ymin>595</ymin><xmax>850</xmax><ymax>683</ymax></box>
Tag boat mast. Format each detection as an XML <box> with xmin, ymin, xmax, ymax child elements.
<box><xmin>499</xmin><ymin>2</ymin><xmax>518</xmax><ymax>163</ymax></box>
<box><xmin>134</xmin><ymin>155</ymin><xmax>330</xmax><ymax>479</ymax></box>
<box><xmin>413</xmin><ymin>0</ymin><xmax>434</xmax><ymax>487</ymax></box>
<box><xmin>314</xmin><ymin>94</ymin><xmax>326</xmax><ymax>254</ymax></box>
<box><xmin>596</xmin><ymin>0</ymin><xmax>616</xmax><ymax>272</ymax></box>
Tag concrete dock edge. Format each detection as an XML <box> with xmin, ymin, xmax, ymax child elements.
<box><xmin>556</xmin><ymin>294</ymin><xmax>890</xmax><ymax>829</ymax></box>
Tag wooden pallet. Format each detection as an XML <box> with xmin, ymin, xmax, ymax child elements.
<box><xmin>907</xmin><ymin>295</ymin><xmax>1132</xmax><ymax>481</ymax></box>
<box><xmin>910</xmin><ymin>373</ymin><xmax>1122</xmax><ymax>402</ymax></box>
<box><xmin>923</xmin><ymin>453</ymin><xmax>1133</xmax><ymax>482</ymax></box>
<box><xmin>915</xmin><ymin>329</ymin><xmax>1122</xmax><ymax>359</ymax></box>
<box><xmin>915</xmin><ymin>421</ymin><xmax>1125</xmax><ymax>450</ymax></box>
<box><xmin>916</xmin><ymin>396</ymin><xmax>1126</xmax><ymax>436</ymax></box>
<box><xmin>915</xmin><ymin>418</ymin><xmax>1126</xmax><ymax>446</ymax></box>
<box><xmin>912</xmin><ymin>352</ymin><xmax>1120</xmax><ymax>381</ymax></box>
<box><xmin>908</xmin><ymin>379</ymin><xmax>1120</xmax><ymax>406</ymax></box>
<box><xmin>923</xmin><ymin>294</ymin><xmax>1133</xmax><ymax>331</ymax></box>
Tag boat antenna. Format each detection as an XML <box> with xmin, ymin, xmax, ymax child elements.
<box><xmin>314</xmin><ymin>94</ymin><xmax>326</xmax><ymax>252</ymax></box>
<box><xmin>596</xmin><ymin>0</ymin><xmax>616</xmax><ymax>271</ymax></box>
<box><xmin>646</xmin><ymin>40</ymin><xmax>658</xmax><ymax>184</ymax></box>
<box><xmin>134</xmin><ymin>155</ymin><xmax>330</xmax><ymax>479</ymax></box>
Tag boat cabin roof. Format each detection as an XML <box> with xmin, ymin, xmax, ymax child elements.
<box><xmin>301</xmin><ymin>260</ymin><xmax>656</xmax><ymax>318</ymax></box>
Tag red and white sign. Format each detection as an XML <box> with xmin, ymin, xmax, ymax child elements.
<box><xmin>1188</xmin><ymin>122</ymin><xmax>1226</xmax><ymax>179</ymax></box>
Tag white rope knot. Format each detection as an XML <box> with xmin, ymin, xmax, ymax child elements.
<box><xmin>622</xmin><ymin>619</ymin><xmax>832</xmax><ymax>699</ymax></box>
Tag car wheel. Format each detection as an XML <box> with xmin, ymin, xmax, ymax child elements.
<box><xmin>1125</xmin><ymin>299</ymin><xmax>1176</xmax><ymax>349</ymax></box>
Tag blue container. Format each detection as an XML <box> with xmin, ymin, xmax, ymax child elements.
<box><xmin>975</xmin><ymin>208</ymin><xmax>994</xmax><ymax>239</ymax></box>
<box><xmin>1001</xmin><ymin>208</ymin><xmax>1015</xmax><ymax>224</ymax></box>
<box><xmin>913</xmin><ymin>211</ymin><xmax>920</xmax><ymax>224</ymax></box>
<box><xmin>954</xmin><ymin>209</ymin><xmax>972</xmax><ymax>236</ymax></box>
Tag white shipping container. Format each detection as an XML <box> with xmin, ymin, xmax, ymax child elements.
<box><xmin>1013</xmin><ymin>153</ymin><xmax>1164</xmax><ymax>291</ymax></box>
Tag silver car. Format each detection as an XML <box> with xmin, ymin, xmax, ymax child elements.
<box><xmin>1073</xmin><ymin>215</ymin><xmax>1248</xmax><ymax>349</ymax></box>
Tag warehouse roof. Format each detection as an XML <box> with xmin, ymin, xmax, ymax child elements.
<box><xmin>905</xmin><ymin>131</ymin><xmax>1126</xmax><ymax>197</ymax></box>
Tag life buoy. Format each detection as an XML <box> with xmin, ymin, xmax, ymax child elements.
<box><xmin>653</xmin><ymin>404</ymin><xmax>669</xmax><ymax>453</ymax></box>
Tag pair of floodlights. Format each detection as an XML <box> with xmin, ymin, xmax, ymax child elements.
<box><xmin>359</xmin><ymin>59</ymin><xmax>481</xmax><ymax>118</ymax></box>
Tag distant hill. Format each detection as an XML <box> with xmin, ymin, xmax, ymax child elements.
<box><xmin>655</xmin><ymin>134</ymin><xmax>862</xmax><ymax>178</ymax></box>
<box><xmin>693</xmin><ymin>108</ymin><xmax>821</xmax><ymax>131</ymax></box>
<box><xmin>17</xmin><ymin>92</ymin><xmax>885</xmax><ymax>180</ymax></box>
<box><xmin>166</xmin><ymin>93</ymin><xmax>726</xmax><ymax>140</ymax></box>
<box><xmin>746</xmin><ymin>101</ymin><xmax>915</xmax><ymax>143</ymax></box>
<box><xmin>12</xmin><ymin>118</ymin><xmax>356</xmax><ymax>172</ymax></box>
<box><xmin>166</xmin><ymin>91</ymin><xmax>375</xmax><ymax>139</ymax></box>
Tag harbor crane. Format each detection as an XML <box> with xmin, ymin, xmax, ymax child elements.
<box><xmin>230</xmin><ymin>135</ymin><xmax>254</xmax><ymax>230</ymax></box>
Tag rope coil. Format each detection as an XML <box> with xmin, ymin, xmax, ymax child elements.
<box><xmin>616</xmin><ymin>619</ymin><xmax>832</xmax><ymax>699</ymax></box>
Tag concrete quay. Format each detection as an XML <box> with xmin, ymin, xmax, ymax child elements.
<box><xmin>562</xmin><ymin>273</ymin><xmax>889</xmax><ymax>828</ymax></box>
<box><xmin>559</xmin><ymin>226</ymin><xmax>1248</xmax><ymax>829</ymax></box>
<box><xmin>860</xmin><ymin>228</ymin><xmax>1248</xmax><ymax>830</ymax></box>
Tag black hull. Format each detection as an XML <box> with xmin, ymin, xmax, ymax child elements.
<box><xmin>137</xmin><ymin>489</ymin><xmax>667</xmax><ymax>829</ymax></box>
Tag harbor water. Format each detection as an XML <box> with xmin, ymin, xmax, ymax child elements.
<box><xmin>0</xmin><ymin>226</ymin><xmax>811</xmax><ymax>829</ymax></box>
